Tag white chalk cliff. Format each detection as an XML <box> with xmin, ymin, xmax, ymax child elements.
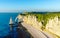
<box><xmin>17</xmin><ymin>14</ymin><xmax>60</xmax><ymax>37</ymax></box>
<box><xmin>46</xmin><ymin>16</ymin><xmax>60</xmax><ymax>36</ymax></box>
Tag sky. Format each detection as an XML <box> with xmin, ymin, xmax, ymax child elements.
<box><xmin>0</xmin><ymin>0</ymin><xmax>60</xmax><ymax>12</ymax></box>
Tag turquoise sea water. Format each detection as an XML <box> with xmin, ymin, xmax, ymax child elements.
<box><xmin>0</xmin><ymin>13</ymin><xmax>18</xmax><ymax>37</ymax></box>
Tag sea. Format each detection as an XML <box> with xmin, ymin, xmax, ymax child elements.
<box><xmin>0</xmin><ymin>12</ymin><xmax>18</xmax><ymax>37</ymax></box>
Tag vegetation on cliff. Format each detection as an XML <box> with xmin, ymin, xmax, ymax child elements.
<box><xmin>20</xmin><ymin>12</ymin><xmax>60</xmax><ymax>29</ymax></box>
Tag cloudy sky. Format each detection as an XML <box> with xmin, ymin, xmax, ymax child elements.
<box><xmin>0</xmin><ymin>0</ymin><xmax>60</xmax><ymax>12</ymax></box>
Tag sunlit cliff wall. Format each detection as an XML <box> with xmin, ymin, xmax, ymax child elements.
<box><xmin>23</xmin><ymin>15</ymin><xmax>42</xmax><ymax>30</ymax></box>
<box><xmin>17</xmin><ymin>14</ymin><xmax>60</xmax><ymax>37</ymax></box>
<box><xmin>46</xmin><ymin>16</ymin><xmax>60</xmax><ymax>36</ymax></box>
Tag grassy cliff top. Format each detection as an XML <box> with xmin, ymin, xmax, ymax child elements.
<box><xmin>20</xmin><ymin>12</ymin><xmax>60</xmax><ymax>26</ymax></box>
<box><xmin>20</xmin><ymin>12</ymin><xmax>60</xmax><ymax>21</ymax></box>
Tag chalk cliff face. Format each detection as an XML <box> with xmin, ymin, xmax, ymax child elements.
<box><xmin>23</xmin><ymin>15</ymin><xmax>42</xmax><ymax>30</ymax></box>
<box><xmin>17</xmin><ymin>14</ymin><xmax>42</xmax><ymax>30</ymax></box>
<box><xmin>46</xmin><ymin>16</ymin><xmax>60</xmax><ymax>36</ymax></box>
<box><xmin>15</xmin><ymin>14</ymin><xmax>23</xmax><ymax>22</ymax></box>
<box><xmin>17</xmin><ymin>14</ymin><xmax>60</xmax><ymax>36</ymax></box>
